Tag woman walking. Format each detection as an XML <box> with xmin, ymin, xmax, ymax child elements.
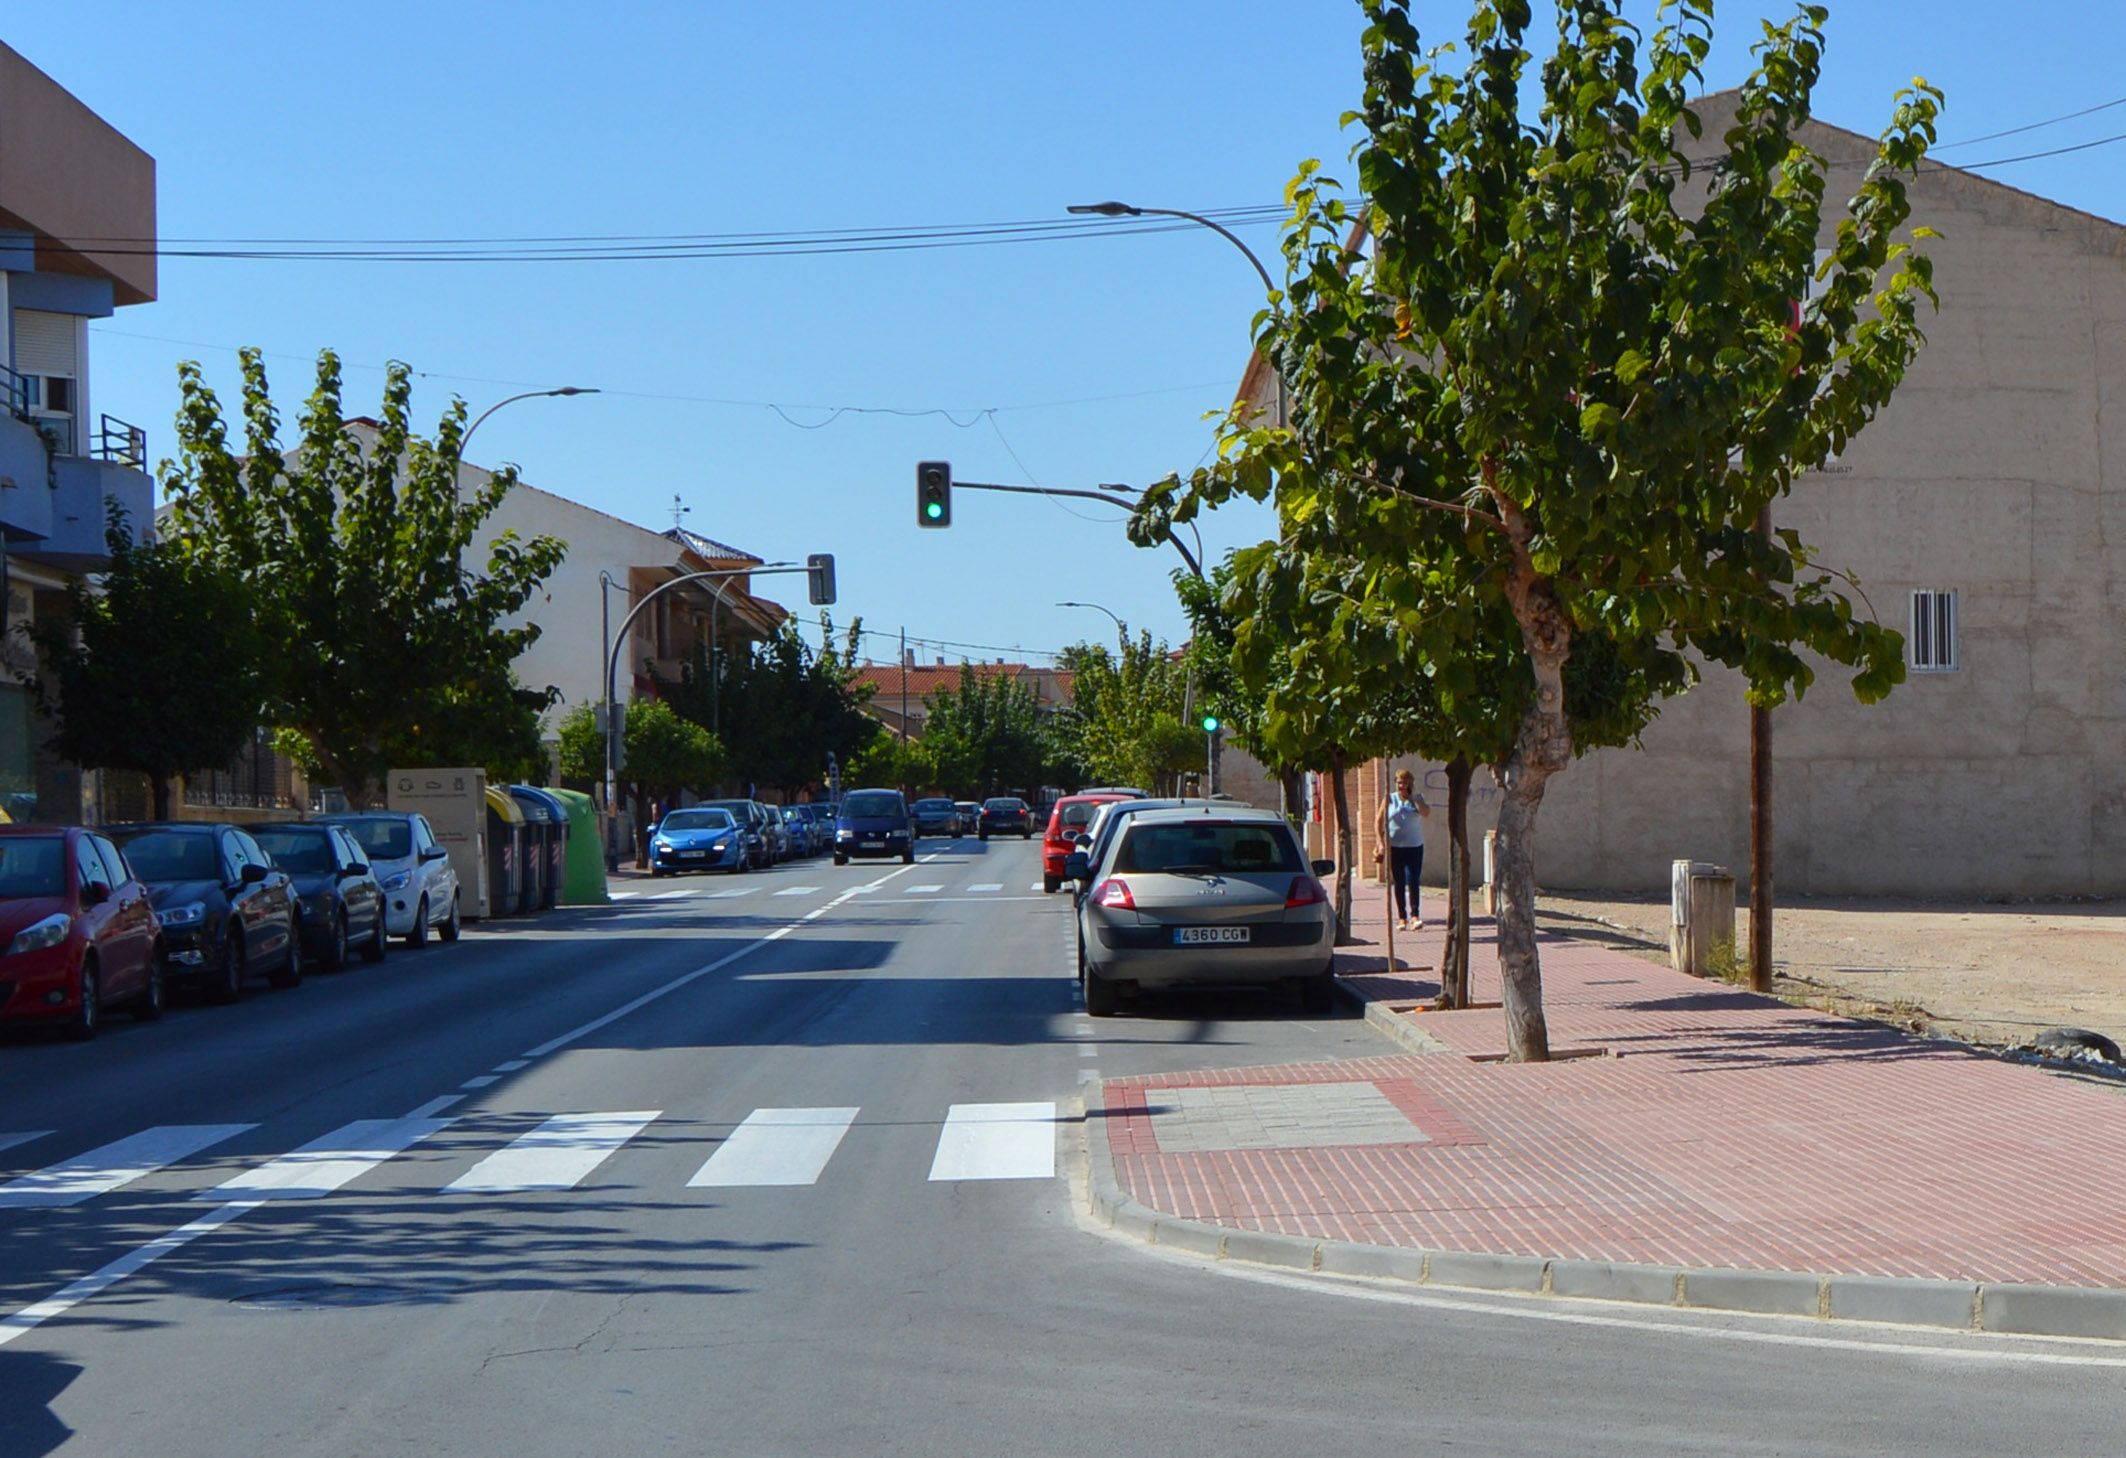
<box><xmin>1374</xmin><ymin>768</ymin><xmax>1432</xmax><ymax>931</ymax></box>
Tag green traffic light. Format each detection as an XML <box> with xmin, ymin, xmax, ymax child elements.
<box><xmin>925</xmin><ymin>501</ymin><xmax>943</xmax><ymax>520</ymax></box>
<box><xmin>1202</xmin><ymin>715</ymin><xmax>1220</xmax><ymax>733</ymax></box>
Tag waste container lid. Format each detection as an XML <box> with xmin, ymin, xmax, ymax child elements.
<box><xmin>484</xmin><ymin>787</ymin><xmax>526</xmax><ymax>824</ymax></box>
<box><xmin>506</xmin><ymin>786</ymin><xmax>558</xmax><ymax>823</ymax></box>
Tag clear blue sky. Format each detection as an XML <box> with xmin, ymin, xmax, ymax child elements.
<box><xmin>12</xmin><ymin>1</ymin><xmax>2124</xmax><ymax>670</ymax></box>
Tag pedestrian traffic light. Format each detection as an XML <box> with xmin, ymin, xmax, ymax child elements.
<box><xmin>916</xmin><ymin>460</ymin><xmax>952</xmax><ymax>528</ymax></box>
<box><xmin>807</xmin><ymin>552</ymin><xmax>837</xmax><ymax>606</ymax></box>
<box><xmin>1202</xmin><ymin>714</ymin><xmax>1220</xmax><ymax>733</ymax></box>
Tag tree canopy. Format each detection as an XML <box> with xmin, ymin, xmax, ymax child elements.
<box><xmin>158</xmin><ymin>348</ymin><xmax>566</xmax><ymax>801</ymax></box>
<box><xmin>661</xmin><ymin>617</ymin><xmax>876</xmax><ymax>799</ymax></box>
<box><xmin>920</xmin><ymin>666</ymin><xmax>1049</xmax><ymax>798</ymax></box>
<box><xmin>1132</xmin><ymin>0</ymin><xmax>1939</xmax><ymax>1059</ymax></box>
<box><xmin>28</xmin><ymin>512</ymin><xmax>265</xmax><ymax>820</ymax></box>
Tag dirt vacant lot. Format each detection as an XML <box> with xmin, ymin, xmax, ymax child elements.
<box><xmin>1534</xmin><ymin>890</ymin><xmax>2126</xmax><ymax>1053</ymax></box>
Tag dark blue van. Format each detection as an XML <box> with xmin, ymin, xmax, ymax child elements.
<box><xmin>833</xmin><ymin>788</ymin><xmax>914</xmax><ymax>865</ymax></box>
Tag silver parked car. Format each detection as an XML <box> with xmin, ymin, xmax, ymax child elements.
<box><xmin>1068</xmin><ymin>806</ymin><xmax>1336</xmax><ymax>1018</ymax></box>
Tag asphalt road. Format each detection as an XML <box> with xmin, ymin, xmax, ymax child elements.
<box><xmin>4</xmin><ymin>839</ymin><xmax>2124</xmax><ymax>1457</ymax></box>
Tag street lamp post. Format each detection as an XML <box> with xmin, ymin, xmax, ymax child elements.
<box><xmin>1067</xmin><ymin>200</ymin><xmax>1285</xmax><ymax>428</ymax></box>
<box><xmin>455</xmin><ymin>386</ymin><xmax>599</xmax><ymax>467</ymax></box>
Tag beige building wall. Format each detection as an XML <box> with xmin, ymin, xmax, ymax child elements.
<box><xmin>0</xmin><ymin>41</ymin><xmax>156</xmax><ymax>303</ymax></box>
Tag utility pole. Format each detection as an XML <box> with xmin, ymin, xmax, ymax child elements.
<box><xmin>899</xmin><ymin>627</ymin><xmax>909</xmax><ymax>741</ymax></box>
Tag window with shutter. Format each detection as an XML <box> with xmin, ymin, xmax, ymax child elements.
<box><xmin>1910</xmin><ymin>589</ymin><xmax>1960</xmax><ymax>672</ymax></box>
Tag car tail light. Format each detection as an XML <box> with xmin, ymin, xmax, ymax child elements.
<box><xmin>1286</xmin><ymin>875</ymin><xmax>1328</xmax><ymax>909</ymax></box>
<box><xmin>1090</xmin><ymin>878</ymin><xmax>1135</xmax><ymax>910</ymax></box>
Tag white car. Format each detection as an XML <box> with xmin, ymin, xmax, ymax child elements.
<box><xmin>319</xmin><ymin>812</ymin><xmax>462</xmax><ymax>947</ymax></box>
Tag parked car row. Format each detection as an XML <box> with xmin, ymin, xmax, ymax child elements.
<box><xmin>0</xmin><ymin>811</ymin><xmax>465</xmax><ymax>1041</ymax></box>
<box><xmin>647</xmin><ymin>799</ymin><xmax>837</xmax><ymax>876</ymax></box>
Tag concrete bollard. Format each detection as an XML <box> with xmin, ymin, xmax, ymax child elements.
<box><xmin>1671</xmin><ymin>859</ymin><xmax>1738</xmax><ymax>979</ymax></box>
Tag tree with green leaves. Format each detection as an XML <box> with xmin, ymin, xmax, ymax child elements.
<box><xmin>554</xmin><ymin>702</ymin><xmax>607</xmax><ymax>787</ymax></box>
<box><xmin>617</xmin><ymin>697</ymin><xmax>724</xmax><ymax>863</ymax></box>
<box><xmin>1060</xmin><ymin>633</ymin><xmax>1197</xmax><ymax>794</ymax></box>
<box><xmin>921</xmin><ymin>666</ymin><xmax>1051</xmax><ymax>798</ymax></box>
<box><xmin>663</xmin><ymin>617</ymin><xmax>875</xmax><ymax>800</ymax></box>
<box><xmin>158</xmin><ymin>348</ymin><xmax>567</xmax><ymax>805</ymax></box>
<box><xmin>1135</xmin><ymin>0</ymin><xmax>1937</xmax><ymax>1059</ymax></box>
<box><xmin>27</xmin><ymin>512</ymin><xmax>265</xmax><ymax>820</ymax></box>
<box><xmin>846</xmin><ymin>729</ymin><xmax>927</xmax><ymax>795</ymax></box>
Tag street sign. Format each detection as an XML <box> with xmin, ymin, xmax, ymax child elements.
<box><xmin>807</xmin><ymin>552</ymin><xmax>837</xmax><ymax>606</ymax></box>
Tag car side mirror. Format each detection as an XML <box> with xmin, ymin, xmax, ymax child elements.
<box><xmin>1070</xmin><ymin>831</ymin><xmax>1091</xmax><ymax>848</ymax></box>
<box><xmin>81</xmin><ymin>880</ymin><xmax>111</xmax><ymax>906</ymax></box>
<box><xmin>420</xmin><ymin>846</ymin><xmax>447</xmax><ymax>863</ymax></box>
<box><xmin>1311</xmin><ymin>858</ymin><xmax>1336</xmax><ymax>877</ymax></box>
<box><xmin>340</xmin><ymin>862</ymin><xmax>369</xmax><ymax>878</ymax></box>
<box><xmin>240</xmin><ymin>862</ymin><xmax>270</xmax><ymax>886</ymax></box>
<box><xmin>1063</xmin><ymin>852</ymin><xmax>1090</xmax><ymax>881</ymax></box>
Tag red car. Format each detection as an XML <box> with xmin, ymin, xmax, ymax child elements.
<box><xmin>0</xmin><ymin>826</ymin><xmax>164</xmax><ymax>1040</ymax></box>
<box><xmin>1042</xmin><ymin>793</ymin><xmax>1135</xmax><ymax>894</ymax></box>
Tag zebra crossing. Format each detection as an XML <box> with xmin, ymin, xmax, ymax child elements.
<box><xmin>0</xmin><ymin>1100</ymin><xmax>1060</xmax><ymax>1211</ymax></box>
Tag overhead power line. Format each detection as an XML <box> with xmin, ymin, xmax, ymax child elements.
<box><xmin>54</xmin><ymin>207</ymin><xmax>1288</xmax><ymax>264</ymax></box>
<box><xmin>1934</xmin><ymin>94</ymin><xmax>2126</xmax><ymax>152</ymax></box>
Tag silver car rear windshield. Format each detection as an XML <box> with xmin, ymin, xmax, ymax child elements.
<box><xmin>1115</xmin><ymin>822</ymin><xmax>1302</xmax><ymax>875</ymax></box>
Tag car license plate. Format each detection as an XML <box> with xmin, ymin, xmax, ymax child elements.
<box><xmin>862</xmin><ymin>837</ymin><xmax>884</xmax><ymax>846</ymax></box>
<box><xmin>1175</xmin><ymin>927</ymin><xmax>1250</xmax><ymax>945</ymax></box>
<box><xmin>681</xmin><ymin>850</ymin><xmax>705</xmax><ymax>858</ymax></box>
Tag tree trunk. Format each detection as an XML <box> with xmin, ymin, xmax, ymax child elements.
<box><xmin>150</xmin><ymin>772</ymin><xmax>172</xmax><ymax>823</ymax></box>
<box><xmin>1491</xmin><ymin>481</ymin><xmax>1574</xmax><ymax>1062</ymax></box>
<box><xmin>1440</xmin><ymin>756</ymin><xmax>1473</xmax><ymax>1010</ymax></box>
<box><xmin>1329</xmin><ymin>753</ymin><xmax>1355</xmax><ymax>946</ymax></box>
<box><xmin>1278</xmin><ymin>766</ymin><xmax>1304</xmax><ymax>830</ymax></box>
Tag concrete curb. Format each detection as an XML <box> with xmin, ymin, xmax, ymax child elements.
<box><xmin>1079</xmin><ymin>1084</ymin><xmax>2126</xmax><ymax>1342</ymax></box>
<box><xmin>1331</xmin><ymin>975</ymin><xmax>1454</xmax><ymax>1055</ymax></box>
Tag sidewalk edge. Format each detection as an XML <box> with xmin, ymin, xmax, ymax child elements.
<box><xmin>1080</xmin><ymin>1082</ymin><xmax>2126</xmax><ymax>1342</ymax></box>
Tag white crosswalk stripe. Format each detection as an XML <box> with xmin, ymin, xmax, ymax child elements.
<box><xmin>446</xmin><ymin>1111</ymin><xmax>660</xmax><ymax>1194</ymax></box>
<box><xmin>704</xmin><ymin>887</ymin><xmax>756</xmax><ymax>899</ymax></box>
<box><xmin>906</xmin><ymin>884</ymin><xmax>944</xmax><ymax>895</ymax></box>
<box><xmin>967</xmin><ymin>883</ymin><xmax>1004</xmax><ymax>893</ymax></box>
<box><xmin>0</xmin><ymin>1125</ymin><xmax>254</xmax><ymax>1209</ymax></box>
<box><xmin>204</xmin><ymin>1117</ymin><xmax>454</xmax><ymax>1202</ymax></box>
<box><xmin>927</xmin><ymin>1102</ymin><xmax>1058</xmax><ymax>1182</ymax></box>
<box><xmin>689</xmin><ymin>1107</ymin><xmax>859</xmax><ymax>1188</ymax></box>
<box><xmin>773</xmin><ymin>886</ymin><xmax>820</xmax><ymax>897</ymax></box>
<box><xmin>1028</xmin><ymin>882</ymin><xmax>1047</xmax><ymax>892</ymax></box>
<box><xmin>4</xmin><ymin>1101</ymin><xmax>1068</xmax><ymax>1210</ymax></box>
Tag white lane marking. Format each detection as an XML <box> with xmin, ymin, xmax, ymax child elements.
<box><xmin>845</xmin><ymin>884</ymin><xmax>880</xmax><ymax>894</ymax></box>
<box><xmin>446</xmin><ymin>1111</ymin><xmax>660</xmax><ymax>1194</ymax></box>
<box><xmin>609</xmin><ymin>891</ymin><xmax>640</xmax><ymax>900</ymax></box>
<box><xmin>521</xmin><ymin>856</ymin><xmax>927</xmax><ymax>1062</ymax></box>
<box><xmin>648</xmin><ymin>888</ymin><xmax>693</xmax><ymax>900</ymax></box>
<box><xmin>1028</xmin><ymin>882</ymin><xmax>1047</xmax><ymax>892</ymax></box>
<box><xmin>407</xmin><ymin>1095</ymin><xmax>463</xmax><ymax>1119</ymax></box>
<box><xmin>906</xmin><ymin>885</ymin><xmax>944</xmax><ymax>895</ymax></box>
<box><xmin>1123</xmin><ymin>1238</ymin><xmax>2126</xmax><ymax>1370</ymax></box>
<box><xmin>773</xmin><ymin>886</ymin><xmax>821</xmax><ymax>897</ymax></box>
<box><xmin>924</xmin><ymin>896</ymin><xmax>1045</xmax><ymax>903</ymax></box>
<box><xmin>688</xmin><ymin>1107</ymin><xmax>860</xmax><ymax>1188</ymax></box>
<box><xmin>460</xmin><ymin>1075</ymin><xmax>499</xmax><ymax>1089</ymax></box>
<box><xmin>1078</xmin><ymin>1045</ymin><xmax>1099</xmax><ymax>1058</ymax></box>
<box><xmin>0</xmin><ymin>1198</ymin><xmax>262</xmax><ymax>1348</ymax></box>
<box><xmin>928</xmin><ymin>1102</ymin><xmax>1057</xmax><ymax>1182</ymax></box>
<box><xmin>0</xmin><ymin>1125</ymin><xmax>256</xmax><ymax>1209</ymax></box>
<box><xmin>493</xmin><ymin>1060</ymin><xmax>529</xmax><ymax>1072</ymax></box>
<box><xmin>0</xmin><ymin>1132</ymin><xmax>52</xmax><ymax>1157</ymax></box>
<box><xmin>204</xmin><ymin>1117</ymin><xmax>455</xmax><ymax>1201</ymax></box>
<box><xmin>967</xmin><ymin>883</ymin><xmax>1004</xmax><ymax>893</ymax></box>
<box><xmin>704</xmin><ymin>887</ymin><xmax>757</xmax><ymax>899</ymax></box>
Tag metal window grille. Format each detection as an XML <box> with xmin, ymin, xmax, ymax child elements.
<box><xmin>1910</xmin><ymin>589</ymin><xmax>1959</xmax><ymax>672</ymax></box>
<box><xmin>182</xmin><ymin>729</ymin><xmax>298</xmax><ymax>809</ymax></box>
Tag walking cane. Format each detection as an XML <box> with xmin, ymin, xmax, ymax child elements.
<box><xmin>1379</xmin><ymin>760</ymin><xmax>1398</xmax><ymax>972</ymax></box>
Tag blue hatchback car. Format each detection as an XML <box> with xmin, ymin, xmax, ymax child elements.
<box><xmin>833</xmin><ymin>789</ymin><xmax>914</xmax><ymax>865</ymax></box>
<box><xmin>649</xmin><ymin>808</ymin><xmax>747</xmax><ymax>875</ymax></box>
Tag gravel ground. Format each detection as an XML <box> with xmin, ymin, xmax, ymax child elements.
<box><xmin>1531</xmin><ymin>889</ymin><xmax>2126</xmax><ymax>1053</ymax></box>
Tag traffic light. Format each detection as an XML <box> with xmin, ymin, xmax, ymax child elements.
<box><xmin>916</xmin><ymin>460</ymin><xmax>952</xmax><ymax>528</ymax></box>
<box><xmin>807</xmin><ymin>552</ymin><xmax>837</xmax><ymax>606</ymax></box>
<box><xmin>1202</xmin><ymin>714</ymin><xmax>1220</xmax><ymax>733</ymax></box>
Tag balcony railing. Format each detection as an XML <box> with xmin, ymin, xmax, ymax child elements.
<box><xmin>0</xmin><ymin>363</ymin><xmax>27</xmax><ymax>423</ymax></box>
<box><xmin>94</xmin><ymin>414</ymin><xmax>146</xmax><ymax>469</ymax></box>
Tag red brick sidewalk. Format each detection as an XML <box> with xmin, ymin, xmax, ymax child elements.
<box><xmin>1098</xmin><ymin>888</ymin><xmax>2126</xmax><ymax>1287</ymax></box>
